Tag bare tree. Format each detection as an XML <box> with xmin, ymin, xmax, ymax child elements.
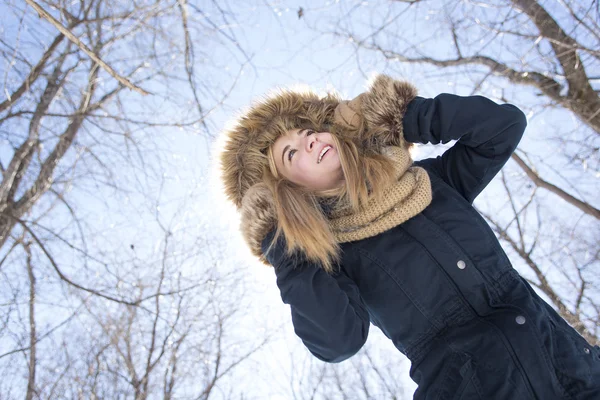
<box><xmin>0</xmin><ymin>0</ymin><xmax>258</xmax><ymax>397</ymax></box>
<box><xmin>2</xmin><ymin>172</ymin><xmax>272</xmax><ymax>398</ymax></box>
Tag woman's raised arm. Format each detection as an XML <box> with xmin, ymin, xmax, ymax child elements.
<box><xmin>403</xmin><ymin>94</ymin><xmax>527</xmax><ymax>203</ymax></box>
<box><xmin>263</xmin><ymin>230</ymin><xmax>370</xmax><ymax>363</ymax></box>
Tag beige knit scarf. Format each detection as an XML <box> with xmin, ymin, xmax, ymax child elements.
<box><xmin>325</xmin><ymin>146</ymin><xmax>432</xmax><ymax>243</ymax></box>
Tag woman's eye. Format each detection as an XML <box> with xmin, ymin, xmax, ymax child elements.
<box><xmin>287</xmin><ymin>130</ymin><xmax>314</xmax><ymax>162</ymax></box>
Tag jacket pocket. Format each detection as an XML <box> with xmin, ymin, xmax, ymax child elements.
<box><xmin>433</xmin><ymin>353</ymin><xmax>483</xmax><ymax>400</ymax></box>
<box><xmin>437</xmin><ymin>352</ymin><xmax>534</xmax><ymax>400</ymax></box>
<box><xmin>451</xmin><ymin>358</ymin><xmax>482</xmax><ymax>400</ymax></box>
<box><xmin>546</xmin><ymin>317</ymin><xmax>600</xmax><ymax>398</ymax></box>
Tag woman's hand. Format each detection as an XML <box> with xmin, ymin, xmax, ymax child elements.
<box><xmin>334</xmin><ymin>93</ymin><xmax>366</xmax><ymax>131</ymax></box>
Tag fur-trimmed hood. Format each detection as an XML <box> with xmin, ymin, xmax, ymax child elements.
<box><xmin>218</xmin><ymin>74</ymin><xmax>418</xmax><ymax>263</ymax></box>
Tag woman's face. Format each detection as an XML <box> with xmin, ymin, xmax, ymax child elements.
<box><xmin>272</xmin><ymin>128</ymin><xmax>344</xmax><ymax>191</ymax></box>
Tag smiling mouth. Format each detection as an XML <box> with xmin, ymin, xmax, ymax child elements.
<box><xmin>318</xmin><ymin>146</ymin><xmax>332</xmax><ymax>164</ymax></box>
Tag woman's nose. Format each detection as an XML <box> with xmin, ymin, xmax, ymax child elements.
<box><xmin>307</xmin><ymin>135</ymin><xmax>318</xmax><ymax>151</ymax></box>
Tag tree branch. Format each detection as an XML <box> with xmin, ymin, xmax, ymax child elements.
<box><xmin>12</xmin><ymin>215</ymin><xmax>140</xmax><ymax>306</ymax></box>
<box><xmin>12</xmin><ymin>62</ymin><xmax>99</xmax><ymax>219</ymax></box>
<box><xmin>367</xmin><ymin>40</ymin><xmax>600</xmax><ymax>134</ymax></box>
<box><xmin>511</xmin><ymin>0</ymin><xmax>600</xmax><ymax>132</ymax></box>
<box><xmin>24</xmin><ymin>0</ymin><xmax>149</xmax><ymax>95</ymax></box>
<box><xmin>24</xmin><ymin>241</ymin><xmax>37</xmax><ymax>400</ymax></box>
<box><xmin>512</xmin><ymin>152</ymin><xmax>600</xmax><ymax>219</ymax></box>
<box><xmin>0</xmin><ymin>31</ymin><xmax>67</xmax><ymax>113</ymax></box>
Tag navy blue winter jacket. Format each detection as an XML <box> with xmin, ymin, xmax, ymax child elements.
<box><xmin>262</xmin><ymin>94</ymin><xmax>600</xmax><ymax>400</ymax></box>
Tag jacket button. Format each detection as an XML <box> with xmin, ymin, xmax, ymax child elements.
<box><xmin>515</xmin><ymin>315</ymin><xmax>526</xmax><ymax>325</ymax></box>
<box><xmin>457</xmin><ymin>260</ymin><xmax>466</xmax><ymax>269</ymax></box>
<box><xmin>583</xmin><ymin>347</ymin><xmax>591</xmax><ymax>355</ymax></box>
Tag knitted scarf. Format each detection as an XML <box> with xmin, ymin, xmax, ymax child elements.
<box><xmin>325</xmin><ymin>146</ymin><xmax>432</xmax><ymax>243</ymax></box>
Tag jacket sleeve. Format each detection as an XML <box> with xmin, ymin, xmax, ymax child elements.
<box><xmin>262</xmin><ymin>230</ymin><xmax>370</xmax><ymax>363</ymax></box>
<box><xmin>403</xmin><ymin>94</ymin><xmax>527</xmax><ymax>203</ymax></box>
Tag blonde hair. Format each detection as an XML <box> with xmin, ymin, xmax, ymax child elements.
<box><xmin>263</xmin><ymin>129</ymin><xmax>398</xmax><ymax>274</ymax></box>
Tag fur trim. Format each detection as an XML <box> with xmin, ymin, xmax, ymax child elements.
<box><xmin>239</xmin><ymin>183</ymin><xmax>276</xmax><ymax>264</ymax></box>
<box><xmin>360</xmin><ymin>75</ymin><xmax>418</xmax><ymax>150</ymax></box>
<box><xmin>218</xmin><ymin>74</ymin><xmax>419</xmax><ymax>262</ymax></box>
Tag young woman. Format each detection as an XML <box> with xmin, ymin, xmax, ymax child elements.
<box><xmin>219</xmin><ymin>74</ymin><xmax>600</xmax><ymax>399</ymax></box>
